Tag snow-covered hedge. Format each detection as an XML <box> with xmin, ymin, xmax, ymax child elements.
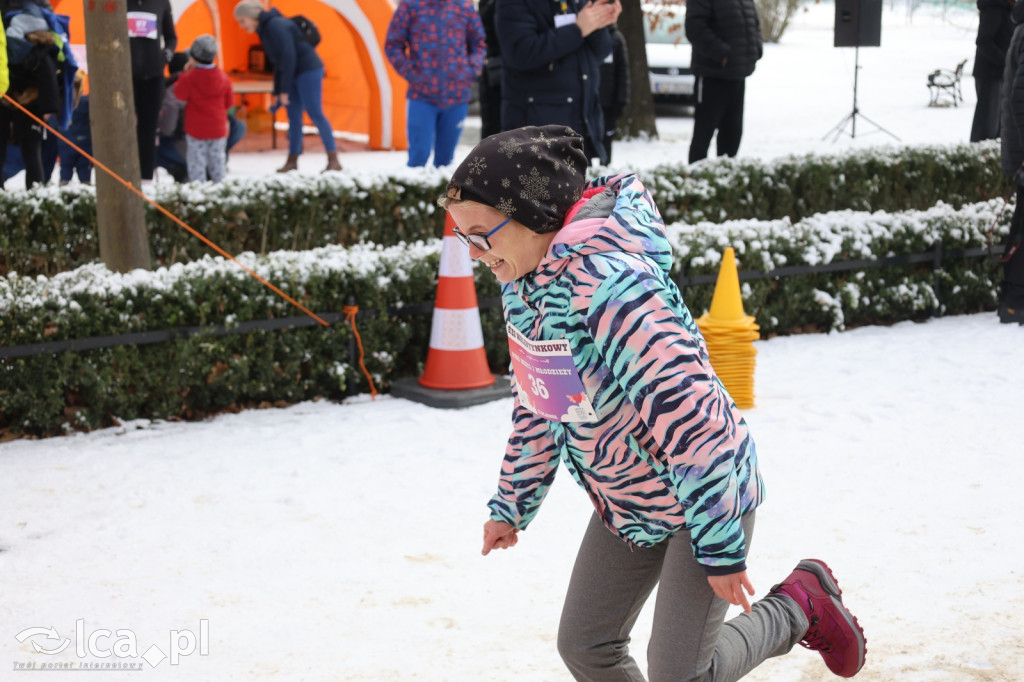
<box><xmin>0</xmin><ymin>168</ymin><xmax>450</xmax><ymax>278</ymax></box>
<box><xmin>0</xmin><ymin>199</ymin><xmax>1009</xmax><ymax>436</ymax></box>
<box><xmin>667</xmin><ymin>198</ymin><xmax>1009</xmax><ymax>332</ymax></box>
<box><xmin>0</xmin><ymin>141</ymin><xmax>1008</xmax><ymax>277</ymax></box>
<box><xmin>646</xmin><ymin>140</ymin><xmax>1008</xmax><ymax>224</ymax></box>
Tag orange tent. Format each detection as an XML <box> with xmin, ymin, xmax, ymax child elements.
<box><xmin>53</xmin><ymin>0</ymin><xmax>407</xmax><ymax>150</ymax></box>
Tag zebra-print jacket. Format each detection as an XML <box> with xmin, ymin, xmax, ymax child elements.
<box><xmin>487</xmin><ymin>173</ymin><xmax>764</xmax><ymax>575</ymax></box>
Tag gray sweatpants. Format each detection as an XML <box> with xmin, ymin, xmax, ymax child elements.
<box><xmin>557</xmin><ymin>513</ymin><xmax>807</xmax><ymax>682</ymax></box>
<box><xmin>186</xmin><ymin>135</ymin><xmax>227</xmax><ymax>183</ymax></box>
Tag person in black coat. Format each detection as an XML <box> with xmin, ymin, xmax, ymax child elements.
<box><xmin>598</xmin><ymin>24</ymin><xmax>628</xmax><ymax>164</ymax></box>
<box><xmin>495</xmin><ymin>0</ymin><xmax>621</xmax><ymax>165</ymax></box>
<box><xmin>998</xmin><ymin>0</ymin><xmax>1024</xmax><ymax>323</ymax></box>
<box><xmin>127</xmin><ymin>0</ymin><xmax>176</xmax><ymax>182</ymax></box>
<box><xmin>685</xmin><ymin>0</ymin><xmax>762</xmax><ymax>163</ymax></box>
<box><xmin>971</xmin><ymin>0</ymin><xmax>1014</xmax><ymax>142</ymax></box>
<box><xmin>1</xmin><ymin>13</ymin><xmax>61</xmax><ymax>189</ymax></box>
<box><xmin>478</xmin><ymin>0</ymin><xmax>502</xmax><ymax>139</ymax></box>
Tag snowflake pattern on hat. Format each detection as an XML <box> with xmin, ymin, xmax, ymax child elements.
<box><xmin>445</xmin><ymin>125</ymin><xmax>587</xmax><ymax>234</ymax></box>
<box><xmin>498</xmin><ymin>138</ymin><xmax>523</xmax><ymax>159</ymax></box>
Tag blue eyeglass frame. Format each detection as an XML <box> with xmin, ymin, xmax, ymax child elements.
<box><xmin>453</xmin><ymin>216</ymin><xmax>513</xmax><ymax>252</ymax></box>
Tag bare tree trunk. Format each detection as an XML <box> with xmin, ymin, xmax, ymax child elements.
<box><xmin>617</xmin><ymin>0</ymin><xmax>658</xmax><ymax>140</ymax></box>
<box><xmin>84</xmin><ymin>0</ymin><xmax>151</xmax><ymax>272</ymax></box>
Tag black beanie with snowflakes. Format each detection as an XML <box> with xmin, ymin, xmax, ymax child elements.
<box><xmin>446</xmin><ymin>125</ymin><xmax>587</xmax><ymax>234</ymax></box>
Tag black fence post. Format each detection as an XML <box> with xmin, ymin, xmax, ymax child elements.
<box><xmin>677</xmin><ymin>263</ymin><xmax>689</xmax><ymax>299</ymax></box>
<box><xmin>932</xmin><ymin>240</ymin><xmax>944</xmax><ymax>316</ymax></box>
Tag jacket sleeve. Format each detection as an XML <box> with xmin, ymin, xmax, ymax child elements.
<box><xmin>158</xmin><ymin>84</ymin><xmax>183</xmax><ymax>136</ymax></box>
<box><xmin>0</xmin><ymin>18</ymin><xmax>8</xmax><ymax>96</ymax></box>
<box><xmin>172</xmin><ymin>72</ymin><xmax>190</xmax><ymax>102</ymax></box>
<box><xmin>614</xmin><ymin>31</ymin><xmax>629</xmax><ymax>111</ymax></box>
<box><xmin>267</xmin><ymin>19</ymin><xmax>298</xmax><ymax>94</ymax></box>
<box><xmin>487</xmin><ymin>375</ymin><xmax>561</xmax><ymax>530</ymax></box>
<box><xmin>584</xmin><ymin>259</ymin><xmax>750</xmax><ymax>573</ymax></box>
<box><xmin>224</xmin><ymin>76</ymin><xmax>235</xmax><ymax>110</ymax></box>
<box><xmin>467</xmin><ymin>6</ymin><xmax>488</xmax><ymax>75</ymax></box>
<box><xmin>685</xmin><ymin>0</ymin><xmax>731</xmax><ymax>64</ymax></box>
<box><xmin>384</xmin><ymin>2</ymin><xmax>415</xmax><ymax>81</ymax></box>
<box><xmin>1011</xmin><ymin>44</ymin><xmax>1024</xmax><ymax>142</ymax></box>
<box><xmin>585</xmin><ymin>25</ymin><xmax>613</xmax><ymax>62</ymax></box>
<box><xmin>161</xmin><ymin>0</ymin><xmax>177</xmax><ymax>55</ymax></box>
<box><xmin>976</xmin><ymin>7</ymin><xmax>1006</xmax><ymax>69</ymax></box>
<box><xmin>496</xmin><ymin>0</ymin><xmax>586</xmax><ymax>71</ymax></box>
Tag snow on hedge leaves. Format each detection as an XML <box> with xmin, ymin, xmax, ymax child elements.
<box><xmin>1</xmin><ymin>240</ymin><xmax>442</xmax><ymax>318</ymax></box>
<box><xmin>665</xmin><ymin>198</ymin><xmax>1008</xmax><ymax>273</ymax></box>
<box><xmin>0</xmin><ymin>197</ymin><xmax>1009</xmax><ymax>336</ymax></box>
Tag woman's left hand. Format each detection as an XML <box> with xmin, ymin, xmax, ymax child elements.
<box><xmin>707</xmin><ymin>571</ymin><xmax>755</xmax><ymax>613</ymax></box>
<box><xmin>482</xmin><ymin>520</ymin><xmax>519</xmax><ymax>555</ymax></box>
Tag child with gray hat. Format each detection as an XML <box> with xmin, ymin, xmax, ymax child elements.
<box><xmin>172</xmin><ymin>34</ymin><xmax>234</xmax><ymax>183</ymax></box>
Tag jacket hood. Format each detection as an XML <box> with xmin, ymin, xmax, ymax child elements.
<box><xmin>258</xmin><ymin>7</ymin><xmax>284</xmax><ymax>30</ymax></box>
<box><xmin>527</xmin><ymin>174</ymin><xmax>674</xmax><ymax>288</ymax></box>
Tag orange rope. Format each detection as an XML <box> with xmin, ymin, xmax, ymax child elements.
<box><xmin>342</xmin><ymin>304</ymin><xmax>378</xmax><ymax>399</ymax></box>
<box><xmin>0</xmin><ymin>92</ymin><xmax>328</xmax><ymax>327</ymax></box>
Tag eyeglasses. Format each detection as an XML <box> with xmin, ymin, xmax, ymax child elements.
<box><xmin>452</xmin><ymin>216</ymin><xmax>513</xmax><ymax>252</ymax></box>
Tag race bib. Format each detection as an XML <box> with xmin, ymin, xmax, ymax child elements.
<box><xmin>127</xmin><ymin>12</ymin><xmax>158</xmax><ymax>39</ymax></box>
<box><xmin>507</xmin><ymin>323</ymin><xmax>597</xmax><ymax>422</ymax></box>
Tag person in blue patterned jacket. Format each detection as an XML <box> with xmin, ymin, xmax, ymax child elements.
<box><xmin>440</xmin><ymin>125</ymin><xmax>868</xmax><ymax>681</ymax></box>
<box><xmin>385</xmin><ymin>0</ymin><xmax>486</xmax><ymax>167</ymax></box>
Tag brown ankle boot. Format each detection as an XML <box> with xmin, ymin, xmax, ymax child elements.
<box><xmin>323</xmin><ymin>151</ymin><xmax>342</xmax><ymax>172</ymax></box>
<box><xmin>277</xmin><ymin>154</ymin><xmax>299</xmax><ymax>173</ymax></box>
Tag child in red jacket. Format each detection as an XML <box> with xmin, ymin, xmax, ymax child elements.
<box><xmin>173</xmin><ymin>34</ymin><xmax>234</xmax><ymax>182</ymax></box>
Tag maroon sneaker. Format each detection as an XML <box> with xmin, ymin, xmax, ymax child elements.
<box><xmin>770</xmin><ymin>559</ymin><xmax>867</xmax><ymax>678</ymax></box>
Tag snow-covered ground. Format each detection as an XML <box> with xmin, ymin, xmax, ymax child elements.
<box><xmin>3</xmin><ymin>2</ymin><xmax>1023</xmax><ymax>681</ymax></box>
<box><xmin>2</xmin><ymin>314</ymin><xmax>1020</xmax><ymax>681</ymax></box>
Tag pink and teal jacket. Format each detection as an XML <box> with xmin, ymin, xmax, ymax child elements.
<box><xmin>384</xmin><ymin>0</ymin><xmax>487</xmax><ymax>109</ymax></box>
<box><xmin>488</xmin><ymin>174</ymin><xmax>765</xmax><ymax>575</ymax></box>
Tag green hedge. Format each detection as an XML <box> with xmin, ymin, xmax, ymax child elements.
<box><xmin>1</xmin><ymin>198</ymin><xmax>1010</xmax><ymax>436</ymax></box>
<box><xmin>647</xmin><ymin>141</ymin><xmax>1010</xmax><ymax>224</ymax></box>
<box><xmin>666</xmin><ymin>199</ymin><xmax>1009</xmax><ymax>333</ymax></box>
<box><xmin>0</xmin><ymin>141</ymin><xmax>1010</xmax><ymax>277</ymax></box>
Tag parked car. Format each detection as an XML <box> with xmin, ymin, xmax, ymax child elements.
<box><xmin>644</xmin><ymin>7</ymin><xmax>695</xmax><ymax>104</ymax></box>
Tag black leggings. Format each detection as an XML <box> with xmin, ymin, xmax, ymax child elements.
<box><xmin>133</xmin><ymin>76</ymin><xmax>164</xmax><ymax>180</ymax></box>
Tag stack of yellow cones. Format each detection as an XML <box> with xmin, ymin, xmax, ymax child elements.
<box><xmin>695</xmin><ymin>247</ymin><xmax>759</xmax><ymax>410</ymax></box>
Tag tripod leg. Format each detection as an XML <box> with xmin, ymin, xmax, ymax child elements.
<box><xmin>854</xmin><ymin>112</ymin><xmax>900</xmax><ymax>141</ymax></box>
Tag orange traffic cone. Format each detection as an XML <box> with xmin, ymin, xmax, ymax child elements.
<box><xmin>695</xmin><ymin>247</ymin><xmax>760</xmax><ymax>410</ymax></box>
<box><xmin>391</xmin><ymin>214</ymin><xmax>511</xmax><ymax>408</ymax></box>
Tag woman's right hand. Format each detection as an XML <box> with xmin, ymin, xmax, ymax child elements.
<box><xmin>576</xmin><ymin>0</ymin><xmax>621</xmax><ymax>38</ymax></box>
<box><xmin>482</xmin><ymin>520</ymin><xmax>519</xmax><ymax>555</ymax></box>
<box><xmin>278</xmin><ymin>93</ymin><xmax>290</xmax><ymax>107</ymax></box>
